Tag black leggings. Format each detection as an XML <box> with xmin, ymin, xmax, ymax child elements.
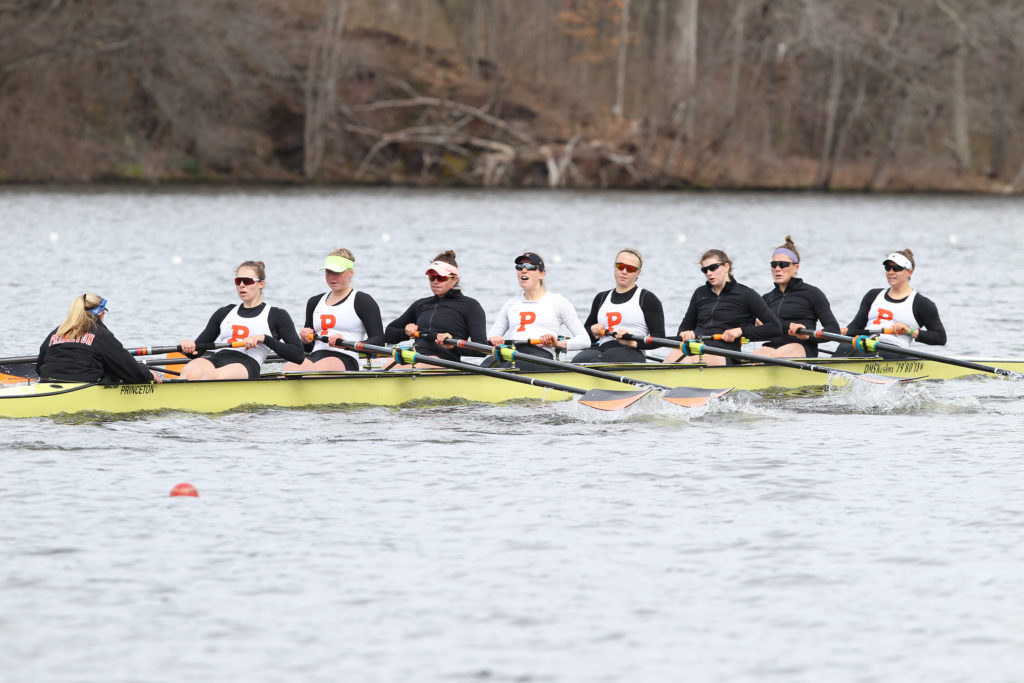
<box><xmin>571</xmin><ymin>342</ymin><xmax>646</xmax><ymax>364</ymax></box>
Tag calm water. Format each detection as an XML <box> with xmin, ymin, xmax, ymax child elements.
<box><xmin>3</xmin><ymin>189</ymin><xmax>1024</xmax><ymax>682</ymax></box>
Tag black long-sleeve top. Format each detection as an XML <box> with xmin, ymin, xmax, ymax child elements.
<box><xmin>582</xmin><ymin>287</ymin><xmax>666</xmax><ymax>350</ymax></box>
<box><xmin>193</xmin><ymin>303</ymin><xmax>305</xmax><ymax>363</ymax></box>
<box><xmin>384</xmin><ymin>289</ymin><xmax>488</xmax><ymax>362</ymax></box>
<box><xmin>37</xmin><ymin>319</ymin><xmax>153</xmax><ymax>384</ymax></box>
<box><xmin>761</xmin><ymin>277</ymin><xmax>840</xmax><ymax>347</ymax></box>
<box><xmin>301</xmin><ymin>290</ymin><xmax>385</xmax><ymax>352</ymax></box>
<box><xmin>846</xmin><ymin>288</ymin><xmax>946</xmax><ymax>346</ymax></box>
<box><xmin>677</xmin><ymin>280</ymin><xmax>782</xmax><ymax>352</ymax></box>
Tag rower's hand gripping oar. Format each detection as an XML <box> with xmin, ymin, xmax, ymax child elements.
<box><xmin>797</xmin><ymin>328</ymin><xmax>1024</xmax><ymax>380</ymax></box>
<box><xmin>437</xmin><ymin>334</ymin><xmax>732</xmax><ymax>408</ymax></box>
<box><xmin>307</xmin><ymin>334</ymin><xmax>651</xmax><ymax>411</ymax></box>
<box><xmin>615</xmin><ymin>332</ymin><xmax>917</xmax><ymax>385</ymax></box>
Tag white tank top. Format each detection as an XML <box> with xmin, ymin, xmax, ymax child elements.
<box><xmin>311</xmin><ymin>290</ymin><xmax>365</xmax><ymax>362</ymax></box>
<box><xmin>217</xmin><ymin>303</ymin><xmax>273</xmax><ymax>365</ymax></box>
<box><xmin>866</xmin><ymin>289</ymin><xmax>918</xmax><ymax>348</ymax></box>
<box><xmin>596</xmin><ymin>286</ymin><xmax>649</xmax><ymax>344</ymax></box>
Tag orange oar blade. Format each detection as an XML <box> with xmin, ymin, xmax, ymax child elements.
<box><xmin>661</xmin><ymin>386</ymin><xmax>734</xmax><ymax>407</ymax></box>
<box><xmin>578</xmin><ymin>387</ymin><xmax>652</xmax><ymax>411</ymax></box>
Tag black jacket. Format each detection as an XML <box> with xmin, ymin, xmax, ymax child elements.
<box><xmin>37</xmin><ymin>319</ymin><xmax>152</xmax><ymax>384</ymax></box>
<box><xmin>385</xmin><ymin>289</ymin><xmax>487</xmax><ymax>361</ymax></box>
<box><xmin>677</xmin><ymin>280</ymin><xmax>782</xmax><ymax>352</ymax></box>
<box><xmin>761</xmin><ymin>277</ymin><xmax>840</xmax><ymax>347</ymax></box>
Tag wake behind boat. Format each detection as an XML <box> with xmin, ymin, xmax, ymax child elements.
<box><xmin>2</xmin><ymin>356</ymin><xmax>1022</xmax><ymax>419</ymax></box>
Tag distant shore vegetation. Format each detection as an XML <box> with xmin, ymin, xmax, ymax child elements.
<box><xmin>1</xmin><ymin>0</ymin><xmax>1021</xmax><ymax>192</ymax></box>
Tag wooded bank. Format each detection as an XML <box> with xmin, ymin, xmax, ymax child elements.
<box><xmin>2</xmin><ymin>0</ymin><xmax>1022</xmax><ymax>192</ymax></box>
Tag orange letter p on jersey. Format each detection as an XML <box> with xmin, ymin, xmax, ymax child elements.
<box><xmin>605</xmin><ymin>311</ymin><xmax>622</xmax><ymax>331</ymax></box>
<box><xmin>319</xmin><ymin>314</ymin><xmax>336</xmax><ymax>335</ymax></box>
<box><xmin>230</xmin><ymin>325</ymin><xmax>250</xmax><ymax>342</ymax></box>
<box><xmin>516</xmin><ymin>311</ymin><xmax>536</xmax><ymax>332</ymax></box>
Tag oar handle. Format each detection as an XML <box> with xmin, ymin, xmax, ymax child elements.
<box><xmin>0</xmin><ymin>341</ymin><xmax>239</xmax><ymax>366</ymax></box>
<box><xmin>706</xmin><ymin>334</ymin><xmax>750</xmax><ymax>344</ymax></box>
<box><xmin>443</xmin><ymin>336</ymin><xmax>668</xmax><ymax>390</ymax></box>
<box><xmin>309</xmin><ymin>335</ymin><xmax>597</xmax><ymax>397</ymax></box>
<box><xmin>129</xmin><ymin>341</ymin><xmax>239</xmax><ymax>357</ymax></box>
<box><xmin>617</xmin><ymin>332</ymin><xmax>851</xmax><ymax>376</ymax></box>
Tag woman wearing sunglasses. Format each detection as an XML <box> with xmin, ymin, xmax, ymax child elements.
<box><xmin>752</xmin><ymin>235</ymin><xmax>840</xmax><ymax>359</ymax></box>
<box><xmin>37</xmin><ymin>293</ymin><xmax>162</xmax><ymax>384</ymax></box>
<box><xmin>178</xmin><ymin>260</ymin><xmax>305</xmax><ymax>380</ymax></box>
<box><xmin>384</xmin><ymin>249</ymin><xmax>487</xmax><ymax>364</ymax></box>
<box><xmin>484</xmin><ymin>251</ymin><xmax>589</xmax><ymax>371</ymax></box>
<box><xmin>664</xmin><ymin>248</ymin><xmax>781</xmax><ymax>365</ymax></box>
<box><xmin>836</xmin><ymin>248</ymin><xmax>946</xmax><ymax>357</ymax></box>
<box><xmin>282</xmin><ymin>248</ymin><xmax>384</xmax><ymax>373</ymax></box>
<box><xmin>573</xmin><ymin>247</ymin><xmax>665</xmax><ymax>364</ymax></box>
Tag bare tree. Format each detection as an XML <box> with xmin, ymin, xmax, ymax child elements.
<box><xmin>304</xmin><ymin>0</ymin><xmax>350</xmax><ymax>179</ymax></box>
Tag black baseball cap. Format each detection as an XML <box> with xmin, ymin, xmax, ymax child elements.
<box><xmin>514</xmin><ymin>252</ymin><xmax>545</xmax><ymax>270</ymax></box>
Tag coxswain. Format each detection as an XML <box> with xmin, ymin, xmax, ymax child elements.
<box><xmin>37</xmin><ymin>293</ymin><xmax>161</xmax><ymax>384</ymax></box>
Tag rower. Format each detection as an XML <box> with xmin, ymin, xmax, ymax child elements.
<box><xmin>283</xmin><ymin>248</ymin><xmax>384</xmax><ymax>373</ymax></box>
<box><xmin>664</xmin><ymin>248</ymin><xmax>781</xmax><ymax>365</ymax></box>
<box><xmin>483</xmin><ymin>251</ymin><xmax>590</xmax><ymax>371</ymax></box>
<box><xmin>754</xmin><ymin>235</ymin><xmax>840</xmax><ymax>359</ymax></box>
<box><xmin>37</xmin><ymin>293</ymin><xmax>161</xmax><ymax>384</ymax></box>
<box><xmin>178</xmin><ymin>260</ymin><xmax>304</xmax><ymax>380</ymax></box>
<box><xmin>383</xmin><ymin>249</ymin><xmax>488</xmax><ymax>368</ymax></box>
<box><xmin>835</xmin><ymin>248</ymin><xmax>946</xmax><ymax>359</ymax></box>
<box><xmin>573</xmin><ymin>247</ymin><xmax>666</xmax><ymax>364</ymax></box>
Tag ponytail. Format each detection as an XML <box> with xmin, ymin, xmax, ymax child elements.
<box><xmin>57</xmin><ymin>292</ymin><xmax>104</xmax><ymax>338</ymax></box>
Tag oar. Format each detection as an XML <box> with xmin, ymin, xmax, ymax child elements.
<box><xmin>616</xmin><ymin>333</ymin><xmax>916</xmax><ymax>385</ymax></box>
<box><xmin>0</xmin><ymin>341</ymin><xmax>242</xmax><ymax>366</ymax></box>
<box><xmin>442</xmin><ymin>335</ymin><xmax>732</xmax><ymax>408</ymax></box>
<box><xmin>798</xmin><ymin>328</ymin><xmax>1024</xmax><ymax>380</ymax></box>
<box><xmin>312</xmin><ymin>336</ymin><xmax>651</xmax><ymax>411</ymax></box>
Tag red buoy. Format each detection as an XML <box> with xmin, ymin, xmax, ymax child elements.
<box><xmin>170</xmin><ymin>482</ymin><xmax>198</xmax><ymax>497</ymax></box>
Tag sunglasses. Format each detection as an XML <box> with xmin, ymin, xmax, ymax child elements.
<box><xmin>769</xmin><ymin>261</ymin><xmax>794</xmax><ymax>269</ymax></box>
<box><xmin>234</xmin><ymin>277</ymin><xmax>262</xmax><ymax>286</ymax></box>
<box><xmin>515</xmin><ymin>263</ymin><xmax>539</xmax><ymax>272</ymax></box>
<box><xmin>614</xmin><ymin>262</ymin><xmax>640</xmax><ymax>273</ymax></box>
<box><xmin>427</xmin><ymin>273</ymin><xmax>451</xmax><ymax>283</ymax></box>
<box><xmin>883</xmin><ymin>263</ymin><xmax>907</xmax><ymax>272</ymax></box>
<box><xmin>700</xmin><ymin>263</ymin><xmax>725</xmax><ymax>274</ymax></box>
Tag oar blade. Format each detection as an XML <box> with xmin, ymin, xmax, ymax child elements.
<box><xmin>661</xmin><ymin>386</ymin><xmax>735</xmax><ymax>407</ymax></box>
<box><xmin>578</xmin><ymin>387</ymin><xmax>652</xmax><ymax>411</ymax></box>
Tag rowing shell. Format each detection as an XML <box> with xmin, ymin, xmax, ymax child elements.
<box><xmin>2</xmin><ymin>356</ymin><xmax>1022</xmax><ymax>419</ymax></box>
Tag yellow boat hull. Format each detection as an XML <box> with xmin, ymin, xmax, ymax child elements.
<box><xmin>2</xmin><ymin>357</ymin><xmax>1021</xmax><ymax>418</ymax></box>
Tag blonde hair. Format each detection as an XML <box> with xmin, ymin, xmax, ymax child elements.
<box><xmin>57</xmin><ymin>292</ymin><xmax>104</xmax><ymax>338</ymax></box>
<box><xmin>329</xmin><ymin>248</ymin><xmax>355</xmax><ymax>262</ymax></box>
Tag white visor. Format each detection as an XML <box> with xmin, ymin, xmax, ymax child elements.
<box><xmin>883</xmin><ymin>252</ymin><xmax>913</xmax><ymax>270</ymax></box>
